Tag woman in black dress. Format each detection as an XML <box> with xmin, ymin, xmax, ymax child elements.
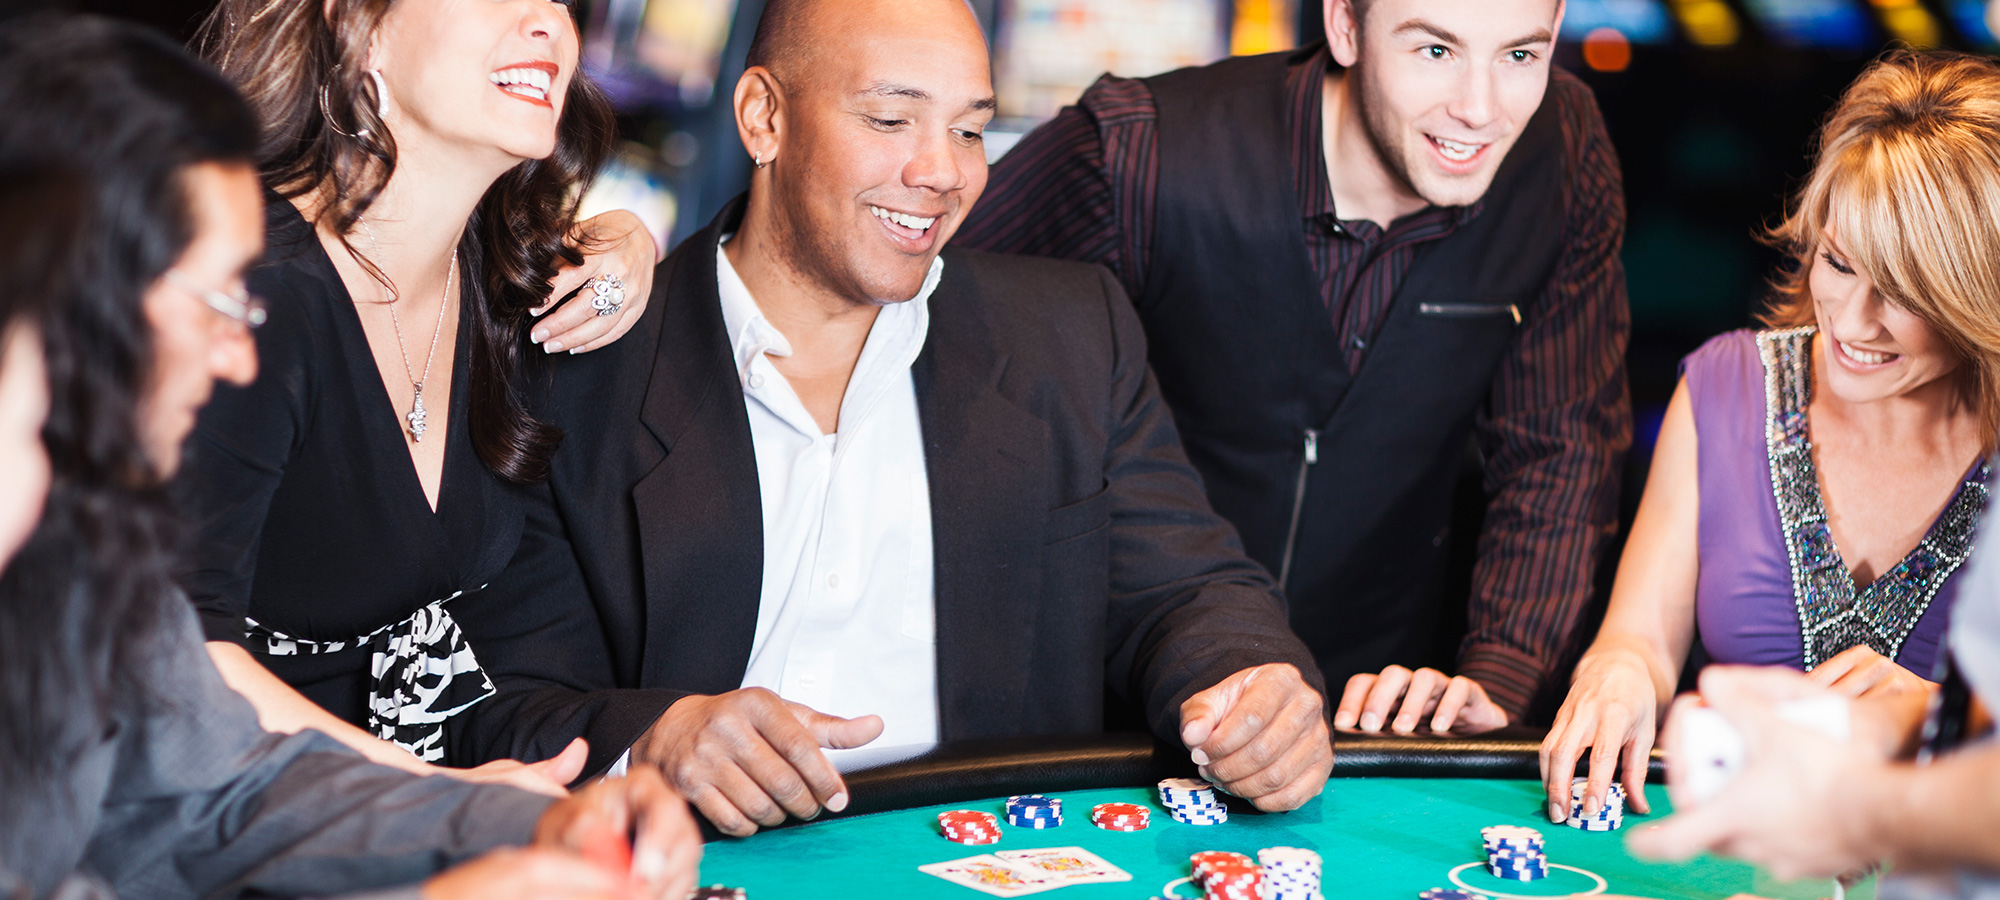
<box><xmin>178</xmin><ymin>0</ymin><xmax>651</xmax><ymax>788</ymax></box>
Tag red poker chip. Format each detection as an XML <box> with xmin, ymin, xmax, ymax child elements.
<box><xmin>939</xmin><ymin>809</ymin><xmax>1002</xmax><ymax>843</ymax></box>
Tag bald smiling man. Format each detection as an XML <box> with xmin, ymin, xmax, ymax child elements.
<box><xmin>444</xmin><ymin>0</ymin><xmax>1334</xmax><ymax>835</ymax></box>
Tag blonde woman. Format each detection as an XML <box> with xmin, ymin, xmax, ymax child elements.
<box><xmin>1540</xmin><ymin>50</ymin><xmax>2000</xmax><ymax>825</ymax></box>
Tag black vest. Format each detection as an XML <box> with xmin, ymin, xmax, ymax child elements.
<box><xmin>1137</xmin><ymin>46</ymin><xmax>1567</xmax><ymax>681</ymax></box>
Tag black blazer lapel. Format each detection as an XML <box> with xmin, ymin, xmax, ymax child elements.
<box><xmin>916</xmin><ymin>258</ymin><xmax>1052</xmax><ymax>739</ymax></box>
<box><xmin>630</xmin><ymin>200</ymin><xmax>765</xmax><ymax>694</ymax></box>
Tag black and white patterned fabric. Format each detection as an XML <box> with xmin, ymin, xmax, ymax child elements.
<box><xmin>246</xmin><ymin>589</ymin><xmax>495</xmax><ymax>762</ymax></box>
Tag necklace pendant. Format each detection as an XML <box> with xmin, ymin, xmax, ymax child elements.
<box><xmin>407</xmin><ymin>385</ymin><xmax>428</xmax><ymax>442</ymax></box>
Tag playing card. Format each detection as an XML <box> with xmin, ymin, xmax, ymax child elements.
<box><xmin>919</xmin><ymin>854</ymin><xmax>1063</xmax><ymax>896</ymax></box>
<box><xmin>995</xmin><ymin>847</ymin><xmax>1131</xmax><ymax>886</ymax></box>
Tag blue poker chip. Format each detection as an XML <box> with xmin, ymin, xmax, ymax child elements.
<box><xmin>1005</xmin><ymin>815</ymin><xmax>1063</xmax><ymax>828</ymax></box>
<box><xmin>1006</xmin><ymin>797</ymin><xmax>1061</xmax><ymax>815</ymax></box>
<box><xmin>1418</xmin><ymin>890</ymin><xmax>1489</xmax><ymax>900</ymax></box>
<box><xmin>1007</xmin><ymin>807</ymin><xmax>1062</xmax><ymax>820</ymax></box>
<box><xmin>1488</xmin><ymin>863</ymin><xmax>1548</xmax><ymax>880</ymax></box>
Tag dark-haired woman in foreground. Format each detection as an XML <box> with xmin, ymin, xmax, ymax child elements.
<box><xmin>0</xmin><ymin>16</ymin><xmax>699</xmax><ymax>899</ymax></box>
<box><xmin>178</xmin><ymin>0</ymin><xmax>656</xmax><ymax>784</ymax></box>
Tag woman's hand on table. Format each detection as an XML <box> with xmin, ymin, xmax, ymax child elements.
<box><xmin>531</xmin><ymin>209</ymin><xmax>659</xmax><ymax>355</ymax></box>
<box><xmin>1178</xmin><ymin>663</ymin><xmax>1332</xmax><ymax>813</ymax></box>
<box><xmin>431</xmin><ymin>737</ymin><xmax>590</xmax><ymax>798</ymax></box>
<box><xmin>1540</xmin><ymin>647</ymin><xmax>1662</xmax><ymax>823</ymax></box>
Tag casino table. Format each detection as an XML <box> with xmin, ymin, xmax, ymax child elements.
<box><xmin>696</xmin><ymin>730</ymin><xmax>1874</xmax><ymax>900</ymax></box>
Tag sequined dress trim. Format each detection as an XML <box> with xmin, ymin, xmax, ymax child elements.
<box><xmin>1759</xmin><ymin>326</ymin><xmax>1988</xmax><ymax>670</ymax></box>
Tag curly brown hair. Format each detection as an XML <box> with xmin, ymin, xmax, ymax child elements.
<box><xmin>195</xmin><ymin>0</ymin><xmax>616</xmax><ymax>482</ymax></box>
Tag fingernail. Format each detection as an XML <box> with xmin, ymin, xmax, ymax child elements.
<box><xmin>544</xmin><ymin>340</ymin><xmax>564</xmax><ymax>353</ymax></box>
<box><xmin>828</xmin><ymin>792</ymin><xmax>848</xmax><ymax>812</ymax></box>
<box><xmin>531</xmin><ymin>327</ymin><xmax>549</xmax><ymax>343</ymax></box>
<box><xmin>633</xmin><ymin>847</ymin><xmax>667</xmax><ymax>882</ymax></box>
<box><xmin>1359</xmin><ymin>713</ymin><xmax>1381</xmax><ymax>731</ymax></box>
<box><xmin>1549</xmin><ymin>803</ymin><xmax>1565</xmax><ymax>822</ymax></box>
<box><xmin>1189</xmin><ymin>748</ymin><xmax>1210</xmax><ymax>766</ymax></box>
<box><xmin>570</xmin><ymin>347</ymin><xmax>584</xmax><ymax>355</ymax></box>
<box><xmin>1332</xmin><ymin>711</ymin><xmax>1355</xmax><ymax>728</ymax></box>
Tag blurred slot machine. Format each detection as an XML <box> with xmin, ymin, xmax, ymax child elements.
<box><xmin>582</xmin><ymin>0</ymin><xmax>755</xmax><ymax>245</ymax></box>
<box><xmin>987</xmin><ymin>0</ymin><xmax>1296</xmax><ymax>161</ymax></box>
<box><xmin>1557</xmin><ymin>0</ymin><xmax>1673</xmax><ymax>72</ymax></box>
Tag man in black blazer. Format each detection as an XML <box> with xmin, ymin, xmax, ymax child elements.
<box><xmin>455</xmin><ymin>0</ymin><xmax>1332</xmax><ymax>836</ymax></box>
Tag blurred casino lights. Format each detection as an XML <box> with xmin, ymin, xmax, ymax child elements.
<box><xmin>1582</xmin><ymin>27</ymin><xmax>1635</xmax><ymax>71</ymax></box>
<box><xmin>1666</xmin><ymin>0</ymin><xmax>1744</xmax><ymax>46</ymax></box>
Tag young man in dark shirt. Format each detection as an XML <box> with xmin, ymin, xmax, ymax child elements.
<box><xmin>959</xmin><ymin>0</ymin><xmax>1631</xmax><ymax>733</ymax></box>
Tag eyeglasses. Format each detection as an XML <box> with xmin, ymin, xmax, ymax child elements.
<box><xmin>166</xmin><ymin>270</ymin><xmax>268</xmax><ymax>329</ymax></box>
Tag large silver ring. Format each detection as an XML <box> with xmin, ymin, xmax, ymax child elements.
<box><xmin>586</xmin><ymin>273</ymin><xmax>625</xmax><ymax>316</ymax></box>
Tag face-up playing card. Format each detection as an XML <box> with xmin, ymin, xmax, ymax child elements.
<box><xmin>994</xmin><ymin>847</ymin><xmax>1131</xmax><ymax>886</ymax></box>
<box><xmin>919</xmin><ymin>854</ymin><xmax>1063</xmax><ymax>896</ymax></box>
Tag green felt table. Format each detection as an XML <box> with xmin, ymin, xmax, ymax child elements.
<box><xmin>698</xmin><ymin>777</ymin><xmax>1872</xmax><ymax>900</ymax></box>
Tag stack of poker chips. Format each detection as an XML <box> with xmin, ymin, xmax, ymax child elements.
<box><xmin>1482</xmin><ymin>825</ymin><xmax>1549</xmax><ymax>882</ymax></box>
<box><xmin>1189</xmin><ymin>851</ymin><xmax>1261</xmax><ymax>900</ymax></box>
<box><xmin>1090</xmin><ymin>802</ymin><xmax>1151</xmax><ymax>831</ymax></box>
<box><xmin>1567</xmin><ymin>777</ymin><xmax>1625</xmax><ymax>831</ymax></box>
<box><xmin>1255</xmin><ymin>846</ymin><xmax>1323</xmax><ymax>900</ymax></box>
<box><xmin>1005</xmin><ymin>795</ymin><xmax>1063</xmax><ymax>829</ymax></box>
<box><xmin>687</xmin><ymin>888</ymin><xmax>748</xmax><ymax>900</ymax></box>
<box><xmin>1157</xmin><ymin>777</ymin><xmax>1229</xmax><ymax>825</ymax></box>
<box><xmin>937</xmin><ymin>809</ymin><xmax>1001</xmax><ymax>845</ymax></box>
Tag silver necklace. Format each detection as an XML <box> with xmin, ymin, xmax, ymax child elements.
<box><xmin>358</xmin><ymin>218</ymin><xmax>455</xmax><ymax>443</ymax></box>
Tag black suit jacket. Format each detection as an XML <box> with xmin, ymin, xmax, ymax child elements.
<box><xmin>450</xmin><ymin>199</ymin><xmax>1325</xmax><ymax>776</ymax></box>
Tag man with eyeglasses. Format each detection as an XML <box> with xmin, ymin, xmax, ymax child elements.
<box><xmin>960</xmin><ymin>0</ymin><xmax>1632</xmax><ymax>734</ymax></box>
<box><xmin>167</xmin><ymin>270</ymin><xmax>270</xmax><ymax>329</ymax></box>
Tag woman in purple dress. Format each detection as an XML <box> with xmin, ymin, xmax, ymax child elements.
<box><xmin>1540</xmin><ymin>50</ymin><xmax>2000</xmax><ymax>824</ymax></box>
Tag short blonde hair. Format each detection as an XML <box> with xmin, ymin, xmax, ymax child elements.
<box><xmin>1761</xmin><ymin>50</ymin><xmax>2000</xmax><ymax>448</ymax></box>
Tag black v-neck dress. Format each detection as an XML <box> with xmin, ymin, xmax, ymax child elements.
<box><xmin>175</xmin><ymin>199</ymin><xmax>528</xmax><ymax>761</ymax></box>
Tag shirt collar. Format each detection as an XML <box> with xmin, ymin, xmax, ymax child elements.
<box><xmin>715</xmin><ymin>236</ymin><xmax>944</xmax><ymax>388</ymax></box>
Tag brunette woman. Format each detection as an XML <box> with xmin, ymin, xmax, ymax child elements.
<box><xmin>179</xmin><ymin>0</ymin><xmax>653</xmax><ymax>784</ymax></box>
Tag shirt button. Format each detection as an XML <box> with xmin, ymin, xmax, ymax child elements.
<box><xmin>1350</xmin><ymin>335</ymin><xmax>1367</xmax><ymax>350</ymax></box>
<box><xmin>1331</xmin><ymin>222</ymin><xmax>1344</xmax><ymax>234</ymax></box>
<box><xmin>748</xmin><ymin>374</ymin><xmax>765</xmax><ymax>389</ymax></box>
<box><xmin>827</xmin><ymin>573</ymin><xmax>841</xmax><ymax>589</ymax></box>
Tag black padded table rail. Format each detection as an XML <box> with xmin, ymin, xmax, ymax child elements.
<box><xmin>722</xmin><ymin>729</ymin><xmax>1666</xmax><ymax>839</ymax></box>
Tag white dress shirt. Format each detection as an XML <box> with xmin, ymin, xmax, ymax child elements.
<box><xmin>717</xmin><ymin>240</ymin><xmax>942</xmax><ymax>752</ymax></box>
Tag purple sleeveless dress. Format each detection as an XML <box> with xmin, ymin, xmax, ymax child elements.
<box><xmin>1685</xmin><ymin>328</ymin><xmax>1987</xmax><ymax>676</ymax></box>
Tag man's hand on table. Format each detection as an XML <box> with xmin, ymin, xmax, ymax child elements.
<box><xmin>1179</xmin><ymin>663</ymin><xmax>1332</xmax><ymax>812</ymax></box>
<box><xmin>635</xmin><ymin>688</ymin><xmax>884</xmax><ymax>837</ymax></box>
<box><xmin>1333</xmin><ymin>665</ymin><xmax>1510</xmax><ymax>735</ymax></box>
<box><xmin>423</xmin><ymin>767</ymin><xmax>701</xmax><ymax>900</ymax></box>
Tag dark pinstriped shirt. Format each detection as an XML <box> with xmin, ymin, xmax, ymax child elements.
<box><xmin>958</xmin><ymin>47</ymin><xmax>1632</xmax><ymax>719</ymax></box>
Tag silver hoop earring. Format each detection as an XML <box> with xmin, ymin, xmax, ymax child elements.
<box><xmin>318</xmin><ymin>65</ymin><xmax>372</xmax><ymax>140</ymax></box>
<box><xmin>367</xmin><ymin>68</ymin><xmax>388</xmax><ymax>119</ymax></box>
<box><xmin>753</xmin><ymin>152</ymin><xmax>768</xmax><ymax>169</ymax></box>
